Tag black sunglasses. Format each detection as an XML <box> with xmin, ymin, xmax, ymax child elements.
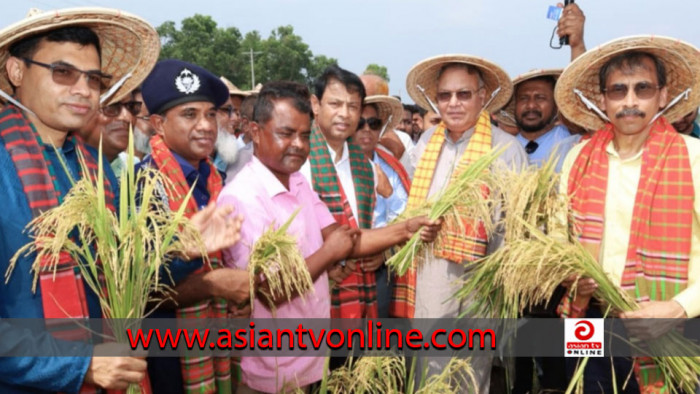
<box><xmin>602</xmin><ymin>82</ymin><xmax>661</xmax><ymax>101</ymax></box>
<box><xmin>101</xmin><ymin>101</ymin><xmax>143</xmax><ymax>118</ymax></box>
<box><xmin>22</xmin><ymin>58</ymin><xmax>111</xmax><ymax>91</ymax></box>
<box><xmin>357</xmin><ymin>117</ymin><xmax>382</xmax><ymax>131</ymax></box>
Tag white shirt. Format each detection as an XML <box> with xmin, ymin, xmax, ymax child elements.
<box><xmin>301</xmin><ymin>141</ymin><xmax>377</xmax><ymax>224</ymax></box>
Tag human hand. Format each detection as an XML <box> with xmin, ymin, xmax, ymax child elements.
<box><xmin>85</xmin><ymin>343</ymin><xmax>147</xmax><ymax>389</ymax></box>
<box><xmin>185</xmin><ymin>202</ymin><xmax>243</xmax><ymax>258</ymax></box>
<box><xmin>327</xmin><ymin>260</ymin><xmax>357</xmax><ymax>285</ymax></box>
<box><xmin>557</xmin><ymin>2</ymin><xmax>586</xmax><ymax>52</ymax></box>
<box><xmin>405</xmin><ymin>216</ymin><xmax>443</xmax><ymax>243</ymax></box>
<box><xmin>360</xmin><ymin>254</ymin><xmax>385</xmax><ymax>273</ymax></box>
<box><xmin>619</xmin><ymin>300</ymin><xmax>687</xmax><ymax>340</ymax></box>
<box><xmin>209</xmin><ymin>268</ymin><xmax>250</xmax><ymax>305</ymax></box>
<box><xmin>323</xmin><ymin>225</ymin><xmax>360</xmax><ymax>263</ymax></box>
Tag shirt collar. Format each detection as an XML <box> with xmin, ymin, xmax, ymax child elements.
<box><xmin>171</xmin><ymin>151</ymin><xmax>209</xmax><ymax>182</ymax></box>
<box><xmin>444</xmin><ymin>126</ymin><xmax>474</xmax><ymax>144</ymax></box>
<box><xmin>325</xmin><ymin>140</ymin><xmax>349</xmax><ymax>164</ymax></box>
<box><xmin>250</xmin><ymin>156</ymin><xmax>302</xmax><ymax>198</ymax></box>
<box><xmin>605</xmin><ymin>140</ymin><xmax>644</xmax><ymax>162</ymax></box>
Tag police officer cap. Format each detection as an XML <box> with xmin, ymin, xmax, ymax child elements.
<box><xmin>142</xmin><ymin>59</ymin><xmax>229</xmax><ymax>115</ymax></box>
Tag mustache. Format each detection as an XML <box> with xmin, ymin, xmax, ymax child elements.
<box><xmin>521</xmin><ymin>110</ymin><xmax>543</xmax><ymax>119</ymax></box>
<box><xmin>616</xmin><ymin>108</ymin><xmax>646</xmax><ymax>118</ymax></box>
<box><xmin>285</xmin><ymin>148</ymin><xmax>307</xmax><ymax>157</ymax></box>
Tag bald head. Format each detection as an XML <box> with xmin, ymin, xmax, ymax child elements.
<box><xmin>360</xmin><ymin>74</ymin><xmax>389</xmax><ymax>96</ymax></box>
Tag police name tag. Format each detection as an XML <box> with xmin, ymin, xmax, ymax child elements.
<box><xmin>547</xmin><ymin>5</ymin><xmax>562</xmax><ymax>21</ymax></box>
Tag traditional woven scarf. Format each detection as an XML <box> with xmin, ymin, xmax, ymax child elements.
<box><xmin>0</xmin><ymin>104</ymin><xmax>121</xmax><ymax>394</ymax></box>
<box><xmin>375</xmin><ymin>148</ymin><xmax>411</xmax><ymax>194</ymax></box>
<box><xmin>308</xmin><ymin>122</ymin><xmax>378</xmax><ymax>319</ymax></box>
<box><xmin>0</xmin><ymin>104</ymin><xmax>116</xmax><ymax>328</ymax></box>
<box><xmin>563</xmin><ymin>116</ymin><xmax>693</xmax><ymax>392</ymax></box>
<box><xmin>149</xmin><ymin>135</ymin><xmax>231</xmax><ymax>394</ymax></box>
<box><xmin>391</xmin><ymin>110</ymin><xmax>492</xmax><ymax>318</ymax></box>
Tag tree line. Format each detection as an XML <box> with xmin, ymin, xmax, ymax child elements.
<box><xmin>157</xmin><ymin>15</ymin><xmax>390</xmax><ymax>90</ymax></box>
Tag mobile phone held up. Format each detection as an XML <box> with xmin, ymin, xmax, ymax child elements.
<box><xmin>560</xmin><ymin>0</ymin><xmax>575</xmax><ymax>46</ymax></box>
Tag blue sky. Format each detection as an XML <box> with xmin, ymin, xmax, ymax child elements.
<box><xmin>2</xmin><ymin>0</ymin><xmax>699</xmax><ymax>101</ymax></box>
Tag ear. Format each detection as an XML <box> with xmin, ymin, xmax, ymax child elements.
<box><xmin>6</xmin><ymin>57</ymin><xmax>24</xmax><ymax>89</ymax></box>
<box><xmin>310</xmin><ymin>94</ymin><xmax>321</xmax><ymax>118</ymax></box>
<box><xmin>250</xmin><ymin>121</ymin><xmax>261</xmax><ymax>146</ymax></box>
<box><xmin>599</xmin><ymin>93</ymin><xmax>607</xmax><ymax>112</ymax></box>
<box><xmin>658</xmin><ymin>86</ymin><xmax>669</xmax><ymax>110</ymax></box>
<box><xmin>150</xmin><ymin>114</ymin><xmax>166</xmax><ymax>137</ymax></box>
<box><xmin>478</xmin><ymin>87</ymin><xmax>487</xmax><ymax>108</ymax></box>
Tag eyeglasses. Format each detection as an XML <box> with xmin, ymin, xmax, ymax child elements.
<box><xmin>357</xmin><ymin>117</ymin><xmax>382</xmax><ymax>131</ymax></box>
<box><xmin>217</xmin><ymin>106</ymin><xmax>237</xmax><ymax>117</ymax></box>
<box><xmin>602</xmin><ymin>82</ymin><xmax>661</xmax><ymax>101</ymax></box>
<box><xmin>101</xmin><ymin>101</ymin><xmax>142</xmax><ymax>117</ymax></box>
<box><xmin>436</xmin><ymin>89</ymin><xmax>481</xmax><ymax>103</ymax></box>
<box><xmin>525</xmin><ymin>140</ymin><xmax>539</xmax><ymax>154</ymax></box>
<box><xmin>22</xmin><ymin>58</ymin><xmax>111</xmax><ymax>91</ymax></box>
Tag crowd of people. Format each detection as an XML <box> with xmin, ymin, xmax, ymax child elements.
<box><xmin>0</xmin><ymin>2</ymin><xmax>699</xmax><ymax>394</ymax></box>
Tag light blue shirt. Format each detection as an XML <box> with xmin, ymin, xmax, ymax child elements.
<box><xmin>372</xmin><ymin>152</ymin><xmax>409</xmax><ymax>228</ymax></box>
<box><xmin>516</xmin><ymin>124</ymin><xmax>571</xmax><ymax>170</ymax></box>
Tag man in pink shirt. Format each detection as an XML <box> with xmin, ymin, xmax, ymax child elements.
<box><xmin>218</xmin><ymin>81</ymin><xmax>441</xmax><ymax>393</ymax></box>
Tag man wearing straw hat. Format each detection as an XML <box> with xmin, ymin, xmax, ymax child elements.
<box><xmin>400</xmin><ymin>54</ymin><xmax>528</xmax><ymax>390</ymax></box>
<box><xmin>496</xmin><ymin>69</ymin><xmax>572</xmax><ymax>170</ymax></box>
<box><xmin>0</xmin><ymin>7</ymin><xmax>162</xmax><ymax>393</ymax></box>
<box><xmin>351</xmin><ymin>94</ymin><xmax>411</xmax><ymax>317</ymax></box>
<box><xmin>555</xmin><ymin>35</ymin><xmax>700</xmax><ymax>392</ymax></box>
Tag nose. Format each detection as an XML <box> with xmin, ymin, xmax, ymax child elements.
<box><xmin>197</xmin><ymin>114</ymin><xmax>217</xmax><ymax>135</ymax></box>
<box><xmin>448</xmin><ymin>92</ymin><xmax>460</xmax><ymax>107</ymax></box>
<box><xmin>70</xmin><ymin>73</ymin><xmax>93</xmax><ymax>98</ymax></box>
<box><xmin>623</xmin><ymin>87</ymin><xmax>638</xmax><ymax>108</ymax></box>
<box><xmin>338</xmin><ymin>102</ymin><xmax>350</xmax><ymax>118</ymax></box>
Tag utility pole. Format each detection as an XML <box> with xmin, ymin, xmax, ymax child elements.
<box><xmin>243</xmin><ymin>48</ymin><xmax>263</xmax><ymax>88</ymax></box>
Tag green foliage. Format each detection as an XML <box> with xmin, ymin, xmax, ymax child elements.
<box><xmin>364</xmin><ymin>63</ymin><xmax>390</xmax><ymax>83</ymax></box>
<box><xmin>156</xmin><ymin>17</ymin><xmax>338</xmax><ymax>90</ymax></box>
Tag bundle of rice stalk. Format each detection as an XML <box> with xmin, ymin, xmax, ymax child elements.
<box><xmin>458</xmin><ymin>220</ymin><xmax>700</xmax><ymax>393</ymax></box>
<box><xmin>7</xmin><ymin>134</ymin><xmax>203</xmax><ymax>393</ymax></box>
<box><xmin>385</xmin><ymin>148</ymin><xmax>504</xmax><ymax>276</ymax></box>
<box><xmin>493</xmin><ymin>157</ymin><xmax>566</xmax><ymax>242</ymax></box>
<box><xmin>323</xmin><ymin>355</ymin><xmax>405</xmax><ymax>394</ymax></box>
<box><xmin>248</xmin><ymin>208</ymin><xmax>313</xmax><ymax>313</ymax></box>
<box><xmin>415</xmin><ymin>357</ymin><xmax>478</xmax><ymax>394</ymax></box>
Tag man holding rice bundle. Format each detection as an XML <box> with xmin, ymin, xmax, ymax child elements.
<box><xmin>137</xmin><ymin>59</ymin><xmax>252</xmax><ymax>394</ymax></box>
<box><xmin>401</xmin><ymin>54</ymin><xmax>528</xmax><ymax>391</ymax></box>
<box><xmin>554</xmin><ymin>35</ymin><xmax>700</xmax><ymax>392</ymax></box>
<box><xmin>219</xmin><ymin>81</ymin><xmax>439</xmax><ymax>392</ymax></box>
<box><xmin>0</xmin><ymin>7</ymin><xmax>161</xmax><ymax>393</ymax></box>
<box><xmin>301</xmin><ymin>65</ymin><xmax>441</xmax><ymax>321</ymax></box>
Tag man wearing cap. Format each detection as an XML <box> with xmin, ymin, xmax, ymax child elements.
<box><xmin>302</xmin><ymin>64</ymin><xmax>441</xmax><ymax>320</ymax></box>
<box><xmin>0</xmin><ymin>8</ymin><xmax>162</xmax><ymax>392</ymax></box>
<box><xmin>138</xmin><ymin>59</ymin><xmax>249</xmax><ymax>394</ymax></box>
<box><xmin>351</xmin><ymin>95</ymin><xmax>411</xmax><ymax>317</ymax></box>
<box><xmin>400</xmin><ymin>55</ymin><xmax>528</xmax><ymax>390</ymax></box>
<box><xmin>555</xmin><ymin>36</ymin><xmax>700</xmax><ymax>392</ymax></box>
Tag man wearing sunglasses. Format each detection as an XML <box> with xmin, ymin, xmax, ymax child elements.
<box><xmin>0</xmin><ymin>9</ymin><xmax>159</xmax><ymax>393</ymax></box>
<box><xmin>554</xmin><ymin>36</ymin><xmax>700</xmax><ymax>392</ymax></box>
<box><xmin>82</xmin><ymin>94</ymin><xmax>143</xmax><ymax>175</ymax></box>
<box><xmin>403</xmin><ymin>56</ymin><xmax>527</xmax><ymax>391</ymax></box>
